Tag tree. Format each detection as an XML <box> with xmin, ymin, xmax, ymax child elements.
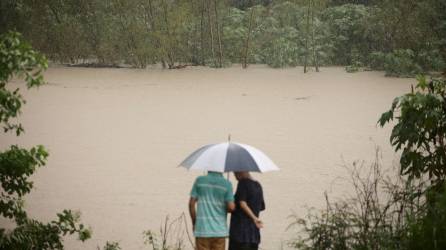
<box><xmin>321</xmin><ymin>4</ymin><xmax>370</xmax><ymax>66</ymax></box>
<box><xmin>1</xmin><ymin>0</ymin><xmax>443</xmax><ymax>72</ymax></box>
<box><xmin>214</xmin><ymin>0</ymin><xmax>224</xmax><ymax>68</ymax></box>
<box><xmin>379</xmin><ymin>76</ymin><xmax>446</xmax><ymax>188</ymax></box>
<box><xmin>310</xmin><ymin>0</ymin><xmax>319</xmax><ymax>72</ymax></box>
<box><xmin>430</xmin><ymin>0</ymin><xmax>446</xmax><ymax>74</ymax></box>
<box><xmin>303</xmin><ymin>0</ymin><xmax>311</xmax><ymax>73</ymax></box>
<box><xmin>206</xmin><ymin>0</ymin><xmax>217</xmax><ymax>67</ymax></box>
<box><xmin>0</xmin><ymin>31</ymin><xmax>91</xmax><ymax>249</ymax></box>
<box><xmin>231</xmin><ymin>0</ymin><xmax>271</xmax><ymax>10</ymax></box>
<box><xmin>242</xmin><ymin>2</ymin><xmax>256</xmax><ymax>68</ymax></box>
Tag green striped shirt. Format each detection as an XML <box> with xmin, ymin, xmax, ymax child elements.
<box><xmin>190</xmin><ymin>172</ymin><xmax>234</xmax><ymax>237</ymax></box>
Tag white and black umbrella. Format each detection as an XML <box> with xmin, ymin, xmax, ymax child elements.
<box><xmin>179</xmin><ymin>142</ymin><xmax>279</xmax><ymax>173</ymax></box>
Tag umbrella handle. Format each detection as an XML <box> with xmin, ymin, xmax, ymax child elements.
<box><xmin>227</xmin><ymin>134</ymin><xmax>231</xmax><ymax>180</ymax></box>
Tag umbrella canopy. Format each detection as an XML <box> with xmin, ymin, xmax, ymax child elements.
<box><xmin>179</xmin><ymin>142</ymin><xmax>279</xmax><ymax>173</ymax></box>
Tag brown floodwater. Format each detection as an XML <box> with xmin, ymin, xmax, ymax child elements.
<box><xmin>0</xmin><ymin>65</ymin><xmax>413</xmax><ymax>249</ymax></box>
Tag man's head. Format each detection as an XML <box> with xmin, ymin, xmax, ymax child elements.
<box><xmin>234</xmin><ymin>171</ymin><xmax>250</xmax><ymax>181</ymax></box>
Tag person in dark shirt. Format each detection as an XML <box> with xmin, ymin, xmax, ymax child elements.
<box><xmin>229</xmin><ymin>171</ymin><xmax>265</xmax><ymax>250</ymax></box>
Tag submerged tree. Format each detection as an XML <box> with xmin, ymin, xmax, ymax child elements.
<box><xmin>241</xmin><ymin>3</ymin><xmax>256</xmax><ymax>69</ymax></box>
<box><xmin>1</xmin><ymin>0</ymin><xmax>444</xmax><ymax>73</ymax></box>
<box><xmin>303</xmin><ymin>0</ymin><xmax>311</xmax><ymax>73</ymax></box>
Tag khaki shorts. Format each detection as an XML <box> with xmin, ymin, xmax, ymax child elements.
<box><xmin>196</xmin><ymin>237</ymin><xmax>225</xmax><ymax>250</ymax></box>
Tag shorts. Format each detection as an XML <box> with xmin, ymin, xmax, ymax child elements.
<box><xmin>196</xmin><ymin>237</ymin><xmax>226</xmax><ymax>250</ymax></box>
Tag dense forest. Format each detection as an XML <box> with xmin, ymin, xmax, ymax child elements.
<box><xmin>1</xmin><ymin>0</ymin><xmax>445</xmax><ymax>75</ymax></box>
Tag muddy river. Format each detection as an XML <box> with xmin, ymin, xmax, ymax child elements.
<box><xmin>1</xmin><ymin>65</ymin><xmax>413</xmax><ymax>249</ymax></box>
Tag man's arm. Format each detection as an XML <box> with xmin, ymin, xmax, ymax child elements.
<box><xmin>189</xmin><ymin>197</ymin><xmax>197</xmax><ymax>228</ymax></box>
<box><xmin>225</xmin><ymin>181</ymin><xmax>235</xmax><ymax>213</ymax></box>
<box><xmin>240</xmin><ymin>201</ymin><xmax>263</xmax><ymax>229</ymax></box>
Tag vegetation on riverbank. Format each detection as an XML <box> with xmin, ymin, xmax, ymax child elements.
<box><xmin>290</xmin><ymin>75</ymin><xmax>446</xmax><ymax>249</ymax></box>
<box><xmin>1</xmin><ymin>0</ymin><xmax>445</xmax><ymax>76</ymax></box>
<box><xmin>0</xmin><ymin>31</ymin><xmax>92</xmax><ymax>249</ymax></box>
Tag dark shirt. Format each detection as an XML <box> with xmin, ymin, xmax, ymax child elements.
<box><xmin>229</xmin><ymin>178</ymin><xmax>265</xmax><ymax>244</ymax></box>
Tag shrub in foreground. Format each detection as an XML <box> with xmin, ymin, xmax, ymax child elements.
<box><xmin>0</xmin><ymin>31</ymin><xmax>91</xmax><ymax>249</ymax></box>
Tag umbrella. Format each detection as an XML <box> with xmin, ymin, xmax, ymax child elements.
<box><xmin>179</xmin><ymin>142</ymin><xmax>279</xmax><ymax>173</ymax></box>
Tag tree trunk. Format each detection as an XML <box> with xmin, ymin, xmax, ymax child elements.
<box><xmin>47</xmin><ymin>1</ymin><xmax>65</xmax><ymax>61</ymax></box>
<box><xmin>304</xmin><ymin>0</ymin><xmax>311</xmax><ymax>73</ymax></box>
<box><xmin>242</xmin><ymin>5</ymin><xmax>255</xmax><ymax>69</ymax></box>
<box><xmin>214</xmin><ymin>0</ymin><xmax>223</xmax><ymax>68</ymax></box>
<box><xmin>310</xmin><ymin>0</ymin><xmax>319</xmax><ymax>72</ymax></box>
<box><xmin>115</xmin><ymin>0</ymin><xmax>138</xmax><ymax>67</ymax></box>
<box><xmin>144</xmin><ymin>0</ymin><xmax>167</xmax><ymax>68</ymax></box>
<box><xmin>189</xmin><ymin>0</ymin><xmax>200</xmax><ymax>65</ymax></box>
<box><xmin>200</xmin><ymin>0</ymin><xmax>206</xmax><ymax>65</ymax></box>
<box><xmin>162</xmin><ymin>0</ymin><xmax>175</xmax><ymax>68</ymax></box>
<box><xmin>206</xmin><ymin>0</ymin><xmax>216</xmax><ymax>67</ymax></box>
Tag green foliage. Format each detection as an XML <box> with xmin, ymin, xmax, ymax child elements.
<box><xmin>143</xmin><ymin>214</ymin><xmax>193</xmax><ymax>250</ymax></box>
<box><xmin>368</xmin><ymin>51</ymin><xmax>386</xmax><ymax>71</ymax></box>
<box><xmin>0</xmin><ymin>31</ymin><xmax>91</xmax><ymax>249</ymax></box>
<box><xmin>0</xmin><ymin>145</ymin><xmax>48</xmax><ymax>214</ymax></box>
<box><xmin>379</xmin><ymin>76</ymin><xmax>446</xmax><ymax>185</ymax></box>
<box><xmin>263</xmin><ymin>26</ymin><xmax>302</xmax><ymax>68</ymax></box>
<box><xmin>1</xmin><ymin>0</ymin><xmax>445</xmax><ymax>73</ymax></box>
<box><xmin>102</xmin><ymin>241</ymin><xmax>122</xmax><ymax>250</ymax></box>
<box><xmin>370</xmin><ymin>50</ymin><xmax>423</xmax><ymax>77</ymax></box>
<box><xmin>406</xmin><ymin>184</ymin><xmax>446</xmax><ymax>250</ymax></box>
<box><xmin>345</xmin><ymin>65</ymin><xmax>359</xmax><ymax>73</ymax></box>
<box><xmin>345</xmin><ymin>49</ymin><xmax>363</xmax><ymax>72</ymax></box>
<box><xmin>290</xmin><ymin>162</ymin><xmax>446</xmax><ymax>250</ymax></box>
<box><xmin>431</xmin><ymin>0</ymin><xmax>446</xmax><ymax>74</ymax></box>
<box><xmin>246</xmin><ymin>2</ymin><xmax>332</xmax><ymax>68</ymax></box>
<box><xmin>231</xmin><ymin>0</ymin><xmax>271</xmax><ymax>10</ymax></box>
<box><xmin>289</xmin><ymin>153</ymin><xmax>424</xmax><ymax>250</ymax></box>
<box><xmin>1</xmin><ymin>210</ymin><xmax>91</xmax><ymax>249</ymax></box>
<box><xmin>222</xmin><ymin>8</ymin><xmax>247</xmax><ymax>62</ymax></box>
<box><xmin>258</xmin><ymin>3</ymin><xmax>304</xmax><ymax>68</ymax></box>
<box><xmin>293</xmin><ymin>74</ymin><xmax>446</xmax><ymax>250</ymax></box>
<box><xmin>416</xmin><ymin>49</ymin><xmax>445</xmax><ymax>72</ymax></box>
<box><xmin>321</xmin><ymin>4</ymin><xmax>370</xmax><ymax>65</ymax></box>
<box><xmin>370</xmin><ymin>49</ymin><xmax>445</xmax><ymax>77</ymax></box>
<box><xmin>0</xmin><ymin>31</ymin><xmax>47</xmax><ymax>135</ymax></box>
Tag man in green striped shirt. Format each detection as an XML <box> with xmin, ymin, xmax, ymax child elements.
<box><xmin>189</xmin><ymin>172</ymin><xmax>235</xmax><ymax>250</ymax></box>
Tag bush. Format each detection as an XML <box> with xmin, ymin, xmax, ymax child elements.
<box><xmin>368</xmin><ymin>51</ymin><xmax>386</xmax><ymax>71</ymax></box>
<box><xmin>262</xmin><ymin>26</ymin><xmax>303</xmax><ymax>68</ymax></box>
<box><xmin>416</xmin><ymin>49</ymin><xmax>446</xmax><ymax>72</ymax></box>
<box><xmin>369</xmin><ymin>49</ymin><xmax>423</xmax><ymax>77</ymax></box>
<box><xmin>288</xmin><ymin>151</ymin><xmax>424</xmax><ymax>250</ymax></box>
<box><xmin>406</xmin><ymin>184</ymin><xmax>446</xmax><ymax>250</ymax></box>
<box><xmin>291</xmin><ymin>76</ymin><xmax>446</xmax><ymax>250</ymax></box>
<box><xmin>101</xmin><ymin>241</ymin><xmax>122</xmax><ymax>250</ymax></box>
<box><xmin>345</xmin><ymin>49</ymin><xmax>363</xmax><ymax>72</ymax></box>
<box><xmin>345</xmin><ymin>64</ymin><xmax>360</xmax><ymax>73</ymax></box>
<box><xmin>379</xmin><ymin>76</ymin><xmax>446</xmax><ymax>186</ymax></box>
<box><xmin>0</xmin><ymin>31</ymin><xmax>91</xmax><ymax>249</ymax></box>
<box><xmin>143</xmin><ymin>214</ymin><xmax>194</xmax><ymax>250</ymax></box>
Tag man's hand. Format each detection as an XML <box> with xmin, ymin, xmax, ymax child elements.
<box><xmin>240</xmin><ymin>201</ymin><xmax>263</xmax><ymax>229</ymax></box>
<box><xmin>253</xmin><ymin>218</ymin><xmax>263</xmax><ymax>229</ymax></box>
<box><xmin>227</xmin><ymin>201</ymin><xmax>235</xmax><ymax>213</ymax></box>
